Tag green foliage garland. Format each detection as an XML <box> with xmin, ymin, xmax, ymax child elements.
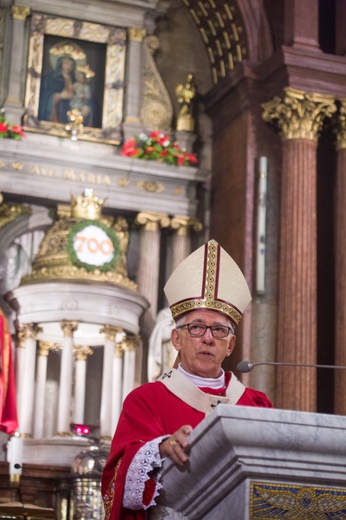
<box><xmin>67</xmin><ymin>219</ymin><xmax>121</xmax><ymax>272</ymax></box>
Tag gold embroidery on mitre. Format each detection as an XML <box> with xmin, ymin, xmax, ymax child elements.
<box><xmin>170</xmin><ymin>241</ymin><xmax>242</xmax><ymax>325</ymax></box>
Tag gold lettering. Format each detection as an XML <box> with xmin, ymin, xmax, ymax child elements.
<box><xmin>104</xmin><ymin>175</ymin><xmax>111</xmax><ymax>186</ymax></box>
<box><xmin>63</xmin><ymin>169</ymin><xmax>76</xmax><ymax>180</ymax></box>
<box><xmin>29</xmin><ymin>164</ymin><xmax>56</xmax><ymax>177</ymax></box>
<box><xmin>87</xmin><ymin>173</ymin><xmax>96</xmax><ymax>184</ymax></box>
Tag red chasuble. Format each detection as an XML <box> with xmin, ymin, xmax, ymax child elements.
<box><xmin>102</xmin><ymin>371</ymin><xmax>272</xmax><ymax>520</ymax></box>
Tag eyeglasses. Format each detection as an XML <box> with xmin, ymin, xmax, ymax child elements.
<box><xmin>177</xmin><ymin>323</ymin><xmax>233</xmax><ymax>339</ymax></box>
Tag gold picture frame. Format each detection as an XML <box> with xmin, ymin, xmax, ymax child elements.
<box><xmin>24</xmin><ymin>13</ymin><xmax>127</xmax><ymax>145</ymax></box>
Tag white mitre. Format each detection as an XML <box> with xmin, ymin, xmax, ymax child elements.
<box><xmin>164</xmin><ymin>239</ymin><xmax>252</xmax><ymax>326</ymax></box>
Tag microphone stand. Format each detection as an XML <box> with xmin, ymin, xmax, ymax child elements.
<box><xmin>237</xmin><ymin>360</ymin><xmax>346</xmax><ymax>373</ymax></box>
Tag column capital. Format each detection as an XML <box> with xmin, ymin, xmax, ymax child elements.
<box><xmin>18</xmin><ymin>323</ymin><xmax>43</xmax><ymax>345</ymax></box>
<box><xmin>115</xmin><ymin>343</ymin><xmax>124</xmax><ymax>358</ymax></box>
<box><xmin>262</xmin><ymin>87</ymin><xmax>336</xmax><ymax>142</ymax></box>
<box><xmin>60</xmin><ymin>320</ymin><xmax>78</xmax><ymax>337</ymax></box>
<box><xmin>122</xmin><ymin>335</ymin><xmax>141</xmax><ymax>351</ymax></box>
<box><xmin>38</xmin><ymin>341</ymin><xmax>61</xmax><ymax>356</ymax></box>
<box><xmin>170</xmin><ymin>215</ymin><xmax>203</xmax><ymax>237</ymax></box>
<box><xmin>11</xmin><ymin>5</ymin><xmax>31</xmax><ymax>20</ymax></box>
<box><xmin>74</xmin><ymin>344</ymin><xmax>93</xmax><ymax>361</ymax></box>
<box><xmin>334</xmin><ymin>99</ymin><xmax>346</xmax><ymax>151</ymax></box>
<box><xmin>136</xmin><ymin>212</ymin><xmax>170</xmax><ymax>231</ymax></box>
<box><xmin>100</xmin><ymin>325</ymin><xmax>123</xmax><ymax>342</ymax></box>
<box><xmin>128</xmin><ymin>27</ymin><xmax>147</xmax><ymax>42</ymax></box>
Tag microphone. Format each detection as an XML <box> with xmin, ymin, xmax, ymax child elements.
<box><xmin>237</xmin><ymin>360</ymin><xmax>346</xmax><ymax>373</ymax></box>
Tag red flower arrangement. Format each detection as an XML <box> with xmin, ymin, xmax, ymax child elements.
<box><xmin>0</xmin><ymin>109</ymin><xmax>25</xmax><ymax>140</ymax></box>
<box><xmin>121</xmin><ymin>131</ymin><xmax>198</xmax><ymax>167</ymax></box>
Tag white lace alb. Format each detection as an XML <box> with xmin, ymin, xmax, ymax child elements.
<box><xmin>123</xmin><ymin>435</ymin><xmax>169</xmax><ymax>510</ymax></box>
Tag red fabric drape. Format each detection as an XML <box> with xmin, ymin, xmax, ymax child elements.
<box><xmin>0</xmin><ymin>310</ymin><xmax>18</xmax><ymax>434</ymax></box>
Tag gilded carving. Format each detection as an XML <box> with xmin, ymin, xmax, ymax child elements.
<box><xmin>11</xmin><ymin>162</ymin><xmax>24</xmax><ymax>170</ymax></box>
<box><xmin>128</xmin><ymin>27</ymin><xmax>146</xmax><ymax>42</ymax></box>
<box><xmin>38</xmin><ymin>341</ymin><xmax>61</xmax><ymax>356</ymax></box>
<box><xmin>175</xmin><ymin>74</ymin><xmax>197</xmax><ymax>132</ymax></box>
<box><xmin>334</xmin><ymin>99</ymin><xmax>346</xmax><ymax>151</ymax></box>
<box><xmin>18</xmin><ymin>323</ymin><xmax>43</xmax><ymax>345</ymax></box>
<box><xmin>140</xmin><ymin>35</ymin><xmax>173</xmax><ymax>131</ymax></box>
<box><xmin>135</xmin><ymin>212</ymin><xmax>170</xmax><ymax>232</ymax></box>
<box><xmin>137</xmin><ymin>181</ymin><xmax>164</xmax><ymax>193</ymax></box>
<box><xmin>11</xmin><ymin>6</ymin><xmax>31</xmax><ymax>20</ymax></box>
<box><xmin>0</xmin><ymin>201</ymin><xmax>31</xmax><ymax>229</ymax></box>
<box><xmin>21</xmin><ymin>191</ymin><xmax>137</xmax><ymax>290</ymax></box>
<box><xmin>100</xmin><ymin>325</ymin><xmax>123</xmax><ymax>342</ymax></box>
<box><xmin>170</xmin><ymin>216</ymin><xmax>202</xmax><ymax>237</ymax></box>
<box><xmin>74</xmin><ymin>344</ymin><xmax>93</xmax><ymax>361</ymax></box>
<box><xmin>60</xmin><ymin>320</ymin><xmax>78</xmax><ymax>337</ymax></box>
<box><xmin>262</xmin><ymin>87</ymin><xmax>336</xmax><ymax>142</ymax></box>
<box><xmin>122</xmin><ymin>335</ymin><xmax>140</xmax><ymax>351</ymax></box>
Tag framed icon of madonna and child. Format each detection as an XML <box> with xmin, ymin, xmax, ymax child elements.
<box><xmin>24</xmin><ymin>13</ymin><xmax>127</xmax><ymax>145</ymax></box>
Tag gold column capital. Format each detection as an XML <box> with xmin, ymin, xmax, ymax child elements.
<box><xmin>136</xmin><ymin>212</ymin><xmax>170</xmax><ymax>231</ymax></box>
<box><xmin>115</xmin><ymin>343</ymin><xmax>124</xmax><ymax>358</ymax></box>
<box><xmin>18</xmin><ymin>323</ymin><xmax>43</xmax><ymax>345</ymax></box>
<box><xmin>11</xmin><ymin>5</ymin><xmax>31</xmax><ymax>20</ymax></box>
<box><xmin>100</xmin><ymin>325</ymin><xmax>123</xmax><ymax>342</ymax></box>
<box><xmin>334</xmin><ymin>99</ymin><xmax>346</xmax><ymax>151</ymax></box>
<box><xmin>74</xmin><ymin>344</ymin><xmax>93</xmax><ymax>361</ymax></box>
<box><xmin>170</xmin><ymin>215</ymin><xmax>203</xmax><ymax>236</ymax></box>
<box><xmin>122</xmin><ymin>335</ymin><xmax>141</xmax><ymax>351</ymax></box>
<box><xmin>60</xmin><ymin>320</ymin><xmax>78</xmax><ymax>337</ymax></box>
<box><xmin>38</xmin><ymin>341</ymin><xmax>61</xmax><ymax>356</ymax></box>
<box><xmin>0</xmin><ymin>202</ymin><xmax>31</xmax><ymax>229</ymax></box>
<box><xmin>128</xmin><ymin>27</ymin><xmax>147</xmax><ymax>42</ymax></box>
<box><xmin>262</xmin><ymin>87</ymin><xmax>336</xmax><ymax>142</ymax></box>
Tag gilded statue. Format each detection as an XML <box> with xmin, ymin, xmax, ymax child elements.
<box><xmin>175</xmin><ymin>74</ymin><xmax>196</xmax><ymax>132</ymax></box>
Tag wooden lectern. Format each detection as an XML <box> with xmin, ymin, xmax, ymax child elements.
<box><xmin>150</xmin><ymin>406</ymin><xmax>346</xmax><ymax>519</ymax></box>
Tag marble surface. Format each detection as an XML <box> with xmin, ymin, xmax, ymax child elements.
<box><xmin>21</xmin><ymin>437</ymin><xmax>111</xmax><ymax>467</ymax></box>
<box><xmin>157</xmin><ymin>406</ymin><xmax>346</xmax><ymax>519</ymax></box>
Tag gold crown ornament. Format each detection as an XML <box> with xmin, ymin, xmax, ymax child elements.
<box><xmin>49</xmin><ymin>42</ymin><xmax>86</xmax><ymax>61</ymax></box>
<box><xmin>76</xmin><ymin>64</ymin><xmax>95</xmax><ymax>79</ymax></box>
<box><xmin>70</xmin><ymin>189</ymin><xmax>106</xmax><ymax>220</ymax></box>
<box><xmin>164</xmin><ymin>239</ymin><xmax>252</xmax><ymax>326</ymax></box>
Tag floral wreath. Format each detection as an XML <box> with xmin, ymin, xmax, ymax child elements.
<box><xmin>67</xmin><ymin>219</ymin><xmax>121</xmax><ymax>273</ymax></box>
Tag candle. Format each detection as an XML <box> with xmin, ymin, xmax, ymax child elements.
<box><xmin>7</xmin><ymin>433</ymin><xmax>24</xmax><ymax>476</ymax></box>
<box><xmin>256</xmin><ymin>157</ymin><xmax>267</xmax><ymax>295</ymax></box>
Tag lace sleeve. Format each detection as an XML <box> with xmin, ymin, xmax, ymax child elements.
<box><xmin>123</xmin><ymin>435</ymin><xmax>169</xmax><ymax>510</ymax></box>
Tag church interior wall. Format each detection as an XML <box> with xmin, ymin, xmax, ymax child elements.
<box><xmin>0</xmin><ymin>0</ymin><xmax>345</xmax><ymax>514</ymax></box>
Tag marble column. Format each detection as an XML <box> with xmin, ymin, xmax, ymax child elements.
<box><xmin>135</xmin><ymin>212</ymin><xmax>170</xmax><ymax>382</ymax></box>
<box><xmin>33</xmin><ymin>341</ymin><xmax>60</xmax><ymax>439</ymax></box>
<box><xmin>112</xmin><ymin>342</ymin><xmax>124</xmax><ymax>434</ymax></box>
<box><xmin>122</xmin><ymin>335</ymin><xmax>139</xmax><ymax>401</ymax></box>
<box><xmin>57</xmin><ymin>320</ymin><xmax>78</xmax><ymax>435</ymax></box>
<box><xmin>73</xmin><ymin>345</ymin><xmax>93</xmax><ymax>425</ymax></box>
<box><xmin>333</xmin><ymin>100</ymin><xmax>346</xmax><ymax>415</ymax></box>
<box><xmin>170</xmin><ymin>216</ymin><xmax>202</xmax><ymax>273</ymax></box>
<box><xmin>3</xmin><ymin>5</ymin><xmax>30</xmax><ymax>122</ymax></box>
<box><xmin>262</xmin><ymin>87</ymin><xmax>336</xmax><ymax>411</ymax></box>
<box><xmin>99</xmin><ymin>325</ymin><xmax>123</xmax><ymax>438</ymax></box>
<box><xmin>17</xmin><ymin>323</ymin><xmax>42</xmax><ymax>436</ymax></box>
<box><xmin>122</xmin><ymin>27</ymin><xmax>146</xmax><ymax>142</ymax></box>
